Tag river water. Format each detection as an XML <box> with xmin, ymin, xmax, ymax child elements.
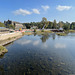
<box><xmin>0</xmin><ymin>33</ymin><xmax>75</xmax><ymax>75</ymax></box>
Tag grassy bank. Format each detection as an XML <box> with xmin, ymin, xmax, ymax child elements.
<box><xmin>69</xmin><ymin>30</ymin><xmax>75</xmax><ymax>33</ymax></box>
<box><xmin>56</xmin><ymin>33</ymin><xmax>67</xmax><ymax>36</ymax></box>
<box><xmin>0</xmin><ymin>46</ymin><xmax>8</xmax><ymax>55</ymax></box>
<box><xmin>22</xmin><ymin>32</ymin><xmax>33</xmax><ymax>35</ymax></box>
<box><xmin>35</xmin><ymin>30</ymin><xmax>52</xmax><ymax>35</ymax></box>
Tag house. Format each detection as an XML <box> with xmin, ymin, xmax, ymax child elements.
<box><xmin>4</xmin><ymin>20</ymin><xmax>25</xmax><ymax>30</ymax></box>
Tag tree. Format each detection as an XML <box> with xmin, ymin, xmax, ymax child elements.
<box><xmin>71</xmin><ymin>25</ymin><xmax>73</xmax><ymax>30</ymax></box>
<box><xmin>70</xmin><ymin>22</ymin><xmax>75</xmax><ymax>30</ymax></box>
<box><xmin>63</xmin><ymin>24</ymin><xmax>69</xmax><ymax>30</ymax></box>
<box><xmin>0</xmin><ymin>22</ymin><xmax>5</xmax><ymax>27</ymax></box>
<box><xmin>47</xmin><ymin>21</ymin><xmax>53</xmax><ymax>29</ymax></box>
<box><xmin>41</xmin><ymin>17</ymin><xmax>49</xmax><ymax>29</ymax></box>
<box><xmin>59</xmin><ymin>21</ymin><xmax>64</xmax><ymax>28</ymax></box>
<box><xmin>8</xmin><ymin>24</ymin><xmax>15</xmax><ymax>29</ymax></box>
<box><xmin>53</xmin><ymin>20</ymin><xmax>57</xmax><ymax>29</ymax></box>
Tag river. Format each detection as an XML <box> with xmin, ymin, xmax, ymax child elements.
<box><xmin>0</xmin><ymin>33</ymin><xmax>75</xmax><ymax>75</ymax></box>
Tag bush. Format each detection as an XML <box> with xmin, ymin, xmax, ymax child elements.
<box><xmin>34</xmin><ymin>29</ymin><xmax>36</xmax><ymax>32</ymax></box>
<box><xmin>0</xmin><ymin>46</ymin><xmax>7</xmax><ymax>51</ymax></box>
<box><xmin>56</xmin><ymin>33</ymin><xmax>67</xmax><ymax>36</ymax></box>
<box><xmin>41</xmin><ymin>29</ymin><xmax>44</xmax><ymax>32</ymax></box>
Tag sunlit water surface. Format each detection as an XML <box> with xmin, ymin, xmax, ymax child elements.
<box><xmin>0</xmin><ymin>33</ymin><xmax>75</xmax><ymax>75</ymax></box>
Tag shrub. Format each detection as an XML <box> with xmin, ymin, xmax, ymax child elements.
<box><xmin>41</xmin><ymin>29</ymin><xmax>44</xmax><ymax>32</ymax></box>
<box><xmin>0</xmin><ymin>46</ymin><xmax>7</xmax><ymax>51</ymax></box>
<box><xmin>34</xmin><ymin>29</ymin><xmax>36</xmax><ymax>32</ymax></box>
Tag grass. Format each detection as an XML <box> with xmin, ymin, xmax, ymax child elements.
<box><xmin>56</xmin><ymin>33</ymin><xmax>67</xmax><ymax>36</ymax></box>
<box><xmin>0</xmin><ymin>46</ymin><xmax>8</xmax><ymax>55</ymax></box>
<box><xmin>34</xmin><ymin>29</ymin><xmax>36</xmax><ymax>32</ymax></box>
<box><xmin>22</xmin><ymin>32</ymin><xmax>33</xmax><ymax>35</ymax></box>
<box><xmin>36</xmin><ymin>30</ymin><xmax>52</xmax><ymax>35</ymax></box>
<box><xmin>8</xmin><ymin>37</ymin><xmax>11</xmax><ymax>40</ymax></box>
<box><xmin>69</xmin><ymin>30</ymin><xmax>75</xmax><ymax>33</ymax></box>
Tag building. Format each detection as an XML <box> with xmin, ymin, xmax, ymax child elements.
<box><xmin>4</xmin><ymin>20</ymin><xmax>25</xmax><ymax>30</ymax></box>
<box><xmin>30</xmin><ymin>26</ymin><xmax>38</xmax><ymax>29</ymax></box>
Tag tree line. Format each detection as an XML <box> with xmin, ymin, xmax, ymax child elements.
<box><xmin>23</xmin><ymin>17</ymin><xmax>75</xmax><ymax>30</ymax></box>
<box><xmin>0</xmin><ymin>22</ymin><xmax>15</xmax><ymax>29</ymax></box>
<box><xmin>0</xmin><ymin>17</ymin><xmax>75</xmax><ymax>30</ymax></box>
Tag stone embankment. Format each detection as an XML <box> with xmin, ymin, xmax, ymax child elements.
<box><xmin>0</xmin><ymin>32</ymin><xmax>22</xmax><ymax>46</ymax></box>
<box><xmin>0</xmin><ymin>32</ymin><xmax>22</xmax><ymax>55</ymax></box>
<box><xmin>0</xmin><ymin>32</ymin><xmax>22</xmax><ymax>41</ymax></box>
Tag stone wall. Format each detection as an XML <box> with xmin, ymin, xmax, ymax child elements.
<box><xmin>0</xmin><ymin>32</ymin><xmax>22</xmax><ymax>41</ymax></box>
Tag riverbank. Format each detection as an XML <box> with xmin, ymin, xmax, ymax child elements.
<box><xmin>0</xmin><ymin>32</ymin><xmax>22</xmax><ymax>41</ymax></box>
<box><xmin>0</xmin><ymin>35</ymin><xmax>22</xmax><ymax>46</ymax></box>
<box><xmin>0</xmin><ymin>46</ymin><xmax>8</xmax><ymax>55</ymax></box>
<box><xmin>0</xmin><ymin>32</ymin><xmax>22</xmax><ymax>46</ymax></box>
<box><xmin>69</xmin><ymin>30</ymin><xmax>75</xmax><ymax>33</ymax></box>
<box><xmin>56</xmin><ymin>33</ymin><xmax>67</xmax><ymax>36</ymax></box>
<box><xmin>56</xmin><ymin>30</ymin><xmax>75</xmax><ymax>36</ymax></box>
<box><xmin>0</xmin><ymin>32</ymin><xmax>23</xmax><ymax>55</ymax></box>
<box><xmin>34</xmin><ymin>30</ymin><xmax>53</xmax><ymax>35</ymax></box>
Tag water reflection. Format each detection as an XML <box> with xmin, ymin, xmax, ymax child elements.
<box><xmin>0</xmin><ymin>54</ymin><xmax>5</xmax><ymax>59</ymax></box>
<box><xmin>0</xmin><ymin>33</ymin><xmax>75</xmax><ymax>75</ymax></box>
<box><xmin>40</xmin><ymin>33</ymin><xmax>56</xmax><ymax>43</ymax></box>
<box><xmin>40</xmin><ymin>34</ymin><xmax>50</xmax><ymax>43</ymax></box>
<box><xmin>17</xmin><ymin>39</ymin><xmax>32</xmax><ymax>45</ymax></box>
<box><xmin>52</xmin><ymin>33</ymin><xmax>56</xmax><ymax>40</ymax></box>
<box><xmin>0</xmin><ymin>66</ymin><xmax>4</xmax><ymax>75</ymax></box>
<box><xmin>17</xmin><ymin>39</ymin><xmax>40</xmax><ymax>46</ymax></box>
<box><xmin>33</xmin><ymin>40</ymin><xmax>40</xmax><ymax>46</ymax></box>
<box><xmin>55</xmin><ymin>43</ymin><xmax>66</xmax><ymax>49</ymax></box>
<box><xmin>41</xmin><ymin>43</ymin><xmax>48</xmax><ymax>49</ymax></box>
<box><xmin>34</xmin><ymin>33</ymin><xmax>37</xmax><ymax>36</ymax></box>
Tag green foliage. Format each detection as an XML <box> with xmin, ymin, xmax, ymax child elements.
<box><xmin>58</xmin><ymin>21</ymin><xmax>64</xmax><ymax>28</ymax></box>
<box><xmin>53</xmin><ymin>20</ymin><xmax>57</xmax><ymax>29</ymax></box>
<box><xmin>8</xmin><ymin>38</ymin><xmax>11</xmax><ymax>40</ymax></box>
<box><xmin>7</xmin><ymin>24</ymin><xmax>15</xmax><ymax>29</ymax></box>
<box><xmin>0</xmin><ymin>46</ymin><xmax>7</xmax><ymax>51</ymax></box>
<box><xmin>63</xmin><ymin>24</ymin><xmax>69</xmax><ymax>30</ymax></box>
<box><xmin>34</xmin><ymin>29</ymin><xmax>36</xmax><ymax>32</ymax></box>
<box><xmin>71</xmin><ymin>25</ymin><xmax>73</xmax><ymax>30</ymax></box>
<box><xmin>41</xmin><ymin>29</ymin><xmax>44</xmax><ymax>32</ymax></box>
<box><xmin>41</xmin><ymin>17</ymin><xmax>49</xmax><ymax>29</ymax></box>
<box><xmin>70</xmin><ymin>22</ymin><xmax>75</xmax><ymax>30</ymax></box>
<box><xmin>23</xmin><ymin>17</ymin><xmax>75</xmax><ymax>30</ymax></box>
<box><xmin>0</xmin><ymin>46</ymin><xmax>8</xmax><ymax>55</ymax></box>
<box><xmin>56</xmin><ymin>33</ymin><xmax>67</xmax><ymax>36</ymax></box>
<box><xmin>69</xmin><ymin>30</ymin><xmax>75</xmax><ymax>33</ymax></box>
<box><xmin>0</xmin><ymin>22</ymin><xmax>5</xmax><ymax>27</ymax></box>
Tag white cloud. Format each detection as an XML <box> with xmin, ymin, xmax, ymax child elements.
<box><xmin>41</xmin><ymin>43</ymin><xmax>48</xmax><ymax>49</ymax></box>
<box><xmin>13</xmin><ymin>8</ymin><xmax>32</xmax><ymax>16</ymax></box>
<box><xmin>43</xmin><ymin>44</ymin><xmax>48</xmax><ymax>48</ymax></box>
<box><xmin>56</xmin><ymin>5</ymin><xmax>72</xmax><ymax>11</ymax></box>
<box><xmin>17</xmin><ymin>39</ymin><xmax>32</xmax><ymax>45</ymax></box>
<box><xmin>32</xmin><ymin>9</ymin><xmax>40</xmax><ymax>14</ymax></box>
<box><xmin>41</xmin><ymin>5</ymin><xmax>50</xmax><ymax>11</ymax></box>
<box><xmin>55</xmin><ymin>43</ymin><xmax>66</xmax><ymax>48</ymax></box>
<box><xmin>17</xmin><ymin>39</ymin><xmax>40</xmax><ymax>46</ymax></box>
<box><xmin>33</xmin><ymin>40</ymin><xmax>40</xmax><ymax>46</ymax></box>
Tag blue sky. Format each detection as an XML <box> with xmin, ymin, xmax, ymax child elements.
<box><xmin>0</xmin><ymin>0</ymin><xmax>75</xmax><ymax>23</ymax></box>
